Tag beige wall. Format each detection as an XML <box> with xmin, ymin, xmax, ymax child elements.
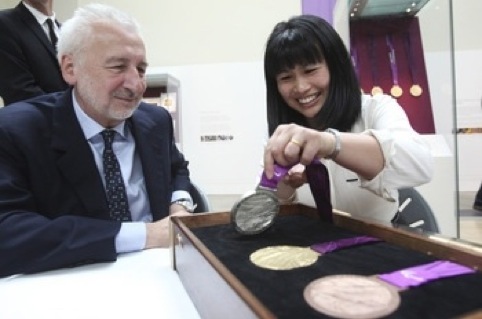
<box><xmin>0</xmin><ymin>0</ymin><xmax>18</xmax><ymax>9</ymax></box>
<box><xmin>0</xmin><ymin>0</ymin><xmax>301</xmax><ymax>188</ymax></box>
<box><xmin>1</xmin><ymin>0</ymin><xmax>300</xmax><ymax>67</ymax></box>
<box><xmin>2</xmin><ymin>0</ymin><xmax>480</xmax><ymax>198</ymax></box>
<box><xmin>54</xmin><ymin>0</ymin><xmax>300</xmax><ymax>67</ymax></box>
<box><xmin>453</xmin><ymin>0</ymin><xmax>482</xmax><ymax>50</ymax></box>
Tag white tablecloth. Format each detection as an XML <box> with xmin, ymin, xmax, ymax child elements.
<box><xmin>0</xmin><ymin>249</ymin><xmax>201</xmax><ymax>319</ymax></box>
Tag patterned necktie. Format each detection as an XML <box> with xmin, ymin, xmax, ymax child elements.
<box><xmin>45</xmin><ymin>18</ymin><xmax>58</xmax><ymax>50</ymax></box>
<box><xmin>101</xmin><ymin>129</ymin><xmax>131</xmax><ymax>221</ymax></box>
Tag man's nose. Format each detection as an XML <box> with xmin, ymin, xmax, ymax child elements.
<box><xmin>123</xmin><ymin>67</ymin><xmax>145</xmax><ymax>90</ymax></box>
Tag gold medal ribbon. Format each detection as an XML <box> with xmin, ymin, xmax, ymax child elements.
<box><xmin>369</xmin><ymin>35</ymin><xmax>383</xmax><ymax>96</ymax></box>
<box><xmin>386</xmin><ymin>34</ymin><xmax>403</xmax><ymax>98</ymax></box>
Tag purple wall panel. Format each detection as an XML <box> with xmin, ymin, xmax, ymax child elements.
<box><xmin>350</xmin><ymin>17</ymin><xmax>435</xmax><ymax>134</ymax></box>
<box><xmin>302</xmin><ymin>0</ymin><xmax>337</xmax><ymax>25</ymax></box>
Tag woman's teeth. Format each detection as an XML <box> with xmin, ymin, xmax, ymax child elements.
<box><xmin>298</xmin><ymin>94</ymin><xmax>317</xmax><ymax>104</ymax></box>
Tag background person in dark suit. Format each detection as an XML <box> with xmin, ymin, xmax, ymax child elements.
<box><xmin>0</xmin><ymin>3</ymin><xmax>194</xmax><ymax>277</ymax></box>
<box><xmin>473</xmin><ymin>183</ymin><xmax>482</xmax><ymax>211</ymax></box>
<box><xmin>0</xmin><ymin>0</ymin><xmax>68</xmax><ymax>105</ymax></box>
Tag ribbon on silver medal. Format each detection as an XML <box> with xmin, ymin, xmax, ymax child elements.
<box><xmin>231</xmin><ymin>161</ymin><xmax>332</xmax><ymax>235</ymax></box>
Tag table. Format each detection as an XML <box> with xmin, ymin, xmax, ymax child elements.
<box><xmin>0</xmin><ymin>249</ymin><xmax>201</xmax><ymax>319</ymax></box>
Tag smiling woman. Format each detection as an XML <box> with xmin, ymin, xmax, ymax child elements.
<box><xmin>261</xmin><ymin>14</ymin><xmax>433</xmax><ymax>225</ymax></box>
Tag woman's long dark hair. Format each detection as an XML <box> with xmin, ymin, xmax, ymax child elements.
<box><xmin>264</xmin><ymin>15</ymin><xmax>361</xmax><ymax>135</ymax></box>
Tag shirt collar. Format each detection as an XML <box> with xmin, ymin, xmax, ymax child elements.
<box><xmin>72</xmin><ymin>90</ymin><xmax>127</xmax><ymax>141</ymax></box>
<box><xmin>22</xmin><ymin>1</ymin><xmax>56</xmax><ymax>25</ymax></box>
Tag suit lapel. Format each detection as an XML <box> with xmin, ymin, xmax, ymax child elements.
<box><xmin>51</xmin><ymin>91</ymin><xmax>111</xmax><ymax>219</ymax></box>
<box><xmin>50</xmin><ymin>95</ymin><xmax>168</xmax><ymax>220</ymax></box>
<box><xmin>16</xmin><ymin>3</ymin><xmax>57</xmax><ymax>58</ymax></box>
<box><xmin>129</xmin><ymin>108</ymin><xmax>168</xmax><ymax>220</ymax></box>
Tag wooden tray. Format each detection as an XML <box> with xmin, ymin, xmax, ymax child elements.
<box><xmin>171</xmin><ymin>204</ymin><xmax>482</xmax><ymax>319</ymax></box>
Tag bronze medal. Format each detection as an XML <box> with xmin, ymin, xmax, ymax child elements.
<box><xmin>410</xmin><ymin>84</ymin><xmax>423</xmax><ymax>97</ymax></box>
<box><xmin>404</xmin><ymin>33</ymin><xmax>423</xmax><ymax>98</ymax></box>
<box><xmin>371</xmin><ymin>86</ymin><xmax>383</xmax><ymax>96</ymax></box>
<box><xmin>250</xmin><ymin>245</ymin><xmax>319</xmax><ymax>270</ymax></box>
<box><xmin>304</xmin><ymin>275</ymin><xmax>400</xmax><ymax>319</ymax></box>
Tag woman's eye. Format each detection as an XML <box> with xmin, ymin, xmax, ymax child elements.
<box><xmin>305</xmin><ymin>67</ymin><xmax>319</xmax><ymax>74</ymax></box>
<box><xmin>277</xmin><ymin>74</ymin><xmax>291</xmax><ymax>81</ymax></box>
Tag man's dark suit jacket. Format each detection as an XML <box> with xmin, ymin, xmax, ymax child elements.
<box><xmin>0</xmin><ymin>90</ymin><xmax>191</xmax><ymax>277</ymax></box>
<box><xmin>0</xmin><ymin>2</ymin><xmax>68</xmax><ymax>105</ymax></box>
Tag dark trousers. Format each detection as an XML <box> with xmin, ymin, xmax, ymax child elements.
<box><xmin>474</xmin><ymin>183</ymin><xmax>482</xmax><ymax>208</ymax></box>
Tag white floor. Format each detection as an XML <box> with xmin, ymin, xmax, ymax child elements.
<box><xmin>458</xmin><ymin>191</ymin><xmax>482</xmax><ymax>244</ymax></box>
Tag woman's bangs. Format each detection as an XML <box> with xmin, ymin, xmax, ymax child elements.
<box><xmin>267</xmin><ymin>35</ymin><xmax>322</xmax><ymax>77</ymax></box>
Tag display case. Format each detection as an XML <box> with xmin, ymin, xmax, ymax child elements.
<box><xmin>342</xmin><ymin>0</ymin><xmax>460</xmax><ymax>239</ymax></box>
<box><xmin>171</xmin><ymin>204</ymin><xmax>482</xmax><ymax>319</ymax></box>
<box><xmin>143</xmin><ymin>73</ymin><xmax>182</xmax><ymax>149</ymax></box>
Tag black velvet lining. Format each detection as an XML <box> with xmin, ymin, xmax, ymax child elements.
<box><xmin>191</xmin><ymin>215</ymin><xmax>482</xmax><ymax>318</ymax></box>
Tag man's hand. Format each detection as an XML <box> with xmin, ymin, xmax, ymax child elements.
<box><xmin>144</xmin><ymin>211</ymin><xmax>192</xmax><ymax>249</ymax></box>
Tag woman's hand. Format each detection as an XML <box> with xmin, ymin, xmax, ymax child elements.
<box><xmin>263</xmin><ymin>124</ymin><xmax>334</xmax><ymax>178</ymax></box>
<box><xmin>283</xmin><ymin>164</ymin><xmax>306</xmax><ymax>189</ymax></box>
<box><xmin>264</xmin><ymin>123</ymin><xmax>385</xmax><ymax>181</ymax></box>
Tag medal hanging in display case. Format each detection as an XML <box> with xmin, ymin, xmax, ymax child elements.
<box><xmin>386</xmin><ymin>34</ymin><xmax>403</xmax><ymax>98</ymax></box>
<box><xmin>369</xmin><ymin>35</ymin><xmax>383</xmax><ymax>96</ymax></box>
<box><xmin>350</xmin><ymin>39</ymin><xmax>364</xmax><ymax>94</ymax></box>
<box><xmin>404</xmin><ymin>32</ymin><xmax>423</xmax><ymax>97</ymax></box>
<box><xmin>350</xmin><ymin>16</ymin><xmax>436</xmax><ymax>134</ymax></box>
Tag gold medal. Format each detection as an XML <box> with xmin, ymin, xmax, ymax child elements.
<box><xmin>390</xmin><ymin>85</ymin><xmax>403</xmax><ymax>98</ymax></box>
<box><xmin>410</xmin><ymin>84</ymin><xmax>423</xmax><ymax>97</ymax></box>
<box><xmin>371</xmin><ymin>86</ymin><xmax>383</xmax><ymax>96</ymax></box>
<box><xmin>250</xmin><ymin>245</ymin><xmax>319</xmax><ymax>270</ymax></box>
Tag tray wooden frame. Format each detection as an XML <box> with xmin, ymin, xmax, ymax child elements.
<box><xmin>171</xmin><ymin>204</ymin><xmax>482</xmax><ymax>319</ymax></box>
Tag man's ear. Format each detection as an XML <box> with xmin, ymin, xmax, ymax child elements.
<box><xmin>60</xmin><ymin>54</ymin><xmax>76</xmax><ymax>85</ymax></box>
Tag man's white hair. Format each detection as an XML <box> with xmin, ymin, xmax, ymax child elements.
<box><xmin>57</xmin><ymin>3</ymin><xmax>142</xmax><ymax>61</ymax></box>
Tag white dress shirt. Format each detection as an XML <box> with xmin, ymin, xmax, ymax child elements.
<box><xmin>259</xmin><ymin>93</ymin><xmax>434</xmax><ymax>225</ymax></box>
<box><xmin>22</xmin><ymin>1</ymin><xmax>59</xmax><ymax>43</ymax></box>
<box><xmin>323</xmin><ymin>94</ymin><xmax>433</xmax><ymax>224</ymax></box>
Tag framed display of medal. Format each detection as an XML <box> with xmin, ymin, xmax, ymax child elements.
<box><xmin>350</xmin><ymin>16</ymin><xmax>436</xmax><ymax>134</ymax></box>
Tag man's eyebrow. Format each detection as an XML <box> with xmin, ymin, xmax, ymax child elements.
<box><xmin>105</xmin><ymin>56</ymin><xmax>130</xmax><ymax>63</ymax></box>
<box><xmin>104</xmin><ymin>57</ymin><xmax>148</xmax><ymax>68</ymax></box>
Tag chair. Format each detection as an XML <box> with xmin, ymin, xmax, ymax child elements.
<box><xmin>189</xmin><ymin>182</ymin><xmax>211</xmax><ymax>213</ymax></box>
<box><xmin>392</xmin><ymin>187</ymin><xmax>439</xmax><ymax>233</ymax></box>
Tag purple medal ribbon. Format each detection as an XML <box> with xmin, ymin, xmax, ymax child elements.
<box><xmin>311</xmin><ymin>236</ymin><xmax>381</xmax><ymax>254</ymax></box>
<box><xmin>259</xmin><ymin>164</ymin><xmax>292</xmax><ymax>190</ymax></box>
<box><xmin>306</xmin><ymin>161</ymin><xmax>332</xmax><ymax>222</ymax></box>
<box><xmin>378</xmin><ymin>260</ymin><xmax>476</xmax><ymax>289</ymax></box>
<box><xmin>404</xmin><ymin>32</ymin><xmax>416</xmax><ymax>85</ymax></box>
<box><xmin>369</xmin><ymin>35</ymin><xmax>379</xmax><ymax>88</ymax></box>
<box><xmin>350</xmin><ymin>39</ymin><xmax>360</xmax><ymax>81</ymax></box>
<box><xmin>260</xmin><ymin>161</ymin><xmax>332</xmax><ymax>222</ymax></box>
<box><xmin>386</xmin><ymin>34</ymin><xmax>400</xmax><ymax>88</ymax></box>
